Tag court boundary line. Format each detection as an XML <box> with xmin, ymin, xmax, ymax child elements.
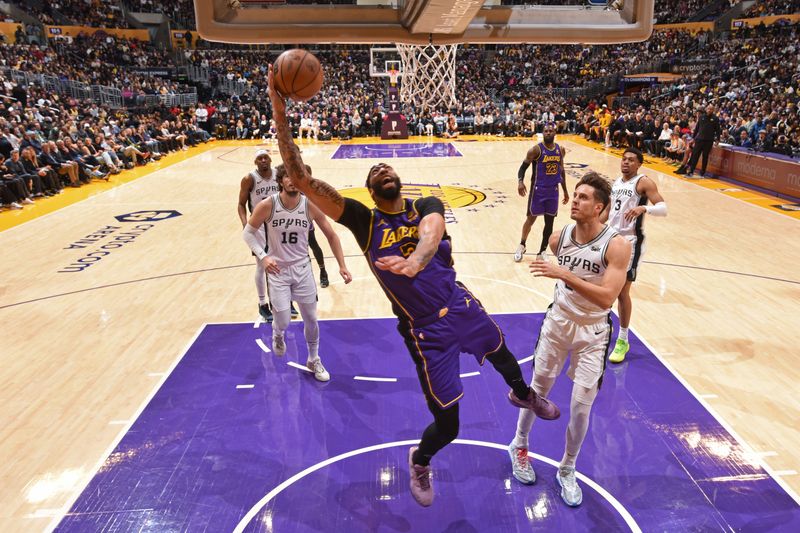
<box><xmin>45</xmin><ymin>324</ymin><xmax>208</xmax><ymax>533</ymax></box>
<box><xmin>48</xmin><ymin>316</ymin><xmax>800</xmax><ymax>530</ymax></box>
<box><xmin>0</xmin><ymin>143</ymin><xmax>221</xmax><ymax>234</ymax></box>
<box><xmin>633</xmin><ymin>329</ymin><xmax>800</xmax><ymax>507</ymax></box>
<box><xmin>4</xmin><ymin>256</ymin><xmax>795</xmax><ymax>311</ymax></box>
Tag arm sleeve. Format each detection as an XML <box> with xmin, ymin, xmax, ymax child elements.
<box><xmin>336</xmin><ymin>197</ymin><xmax>373</xmax><ymax>251</ymax></box>
<box><xmin>645</xmin><ymin>202</ymin><xmax>668</xmax><ymax>217</ymax></box>
<box><xmin>517</xmin><ymin>161</ymin><xmax>530</xmax><ymax>182</ymax></box>
<box><xmin>414</xmin><ymin>196</ymin><xmax>445</xmax><ymax>218</ymax></box>
<box><xmin>242</xmin><ymin>224</ymin><xmax>267</xmax><ymax>260</ymax></box>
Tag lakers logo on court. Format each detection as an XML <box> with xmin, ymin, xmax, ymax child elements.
<box><xmin>114</xmin><ymin>210</ymin><xmax>182</xmax><ymax>223</ymax></box>
<box><xmin>340</xmin><ymin>184</ymin><xmax>486</xmax><ymax>223</ymax></box>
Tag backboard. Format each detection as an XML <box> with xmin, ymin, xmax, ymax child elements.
<box><xmin>195</xmin><ymin>0</ymin><xmax>655</xmax><ymax>45</ymax></box>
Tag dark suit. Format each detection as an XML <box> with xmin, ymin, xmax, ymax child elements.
<box><xmin>6</xmin><ymin>158</ymin><xmax>44</xmax><ymax>194</ymax></box>
<box><xmin>688</xmin><ymin>113</ymin><xmax>722</xmax><ymax>175</ymax></box>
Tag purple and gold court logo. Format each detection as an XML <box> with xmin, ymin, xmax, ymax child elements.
<box><xmin>339</xmin><ymin>183</ymin><xmax>490</xmax><ymax>224</ymax></box>
<box><xmin>114</xmin><ymin>210</ymin><xmax>182</xmax><ymax>223</ymax></box>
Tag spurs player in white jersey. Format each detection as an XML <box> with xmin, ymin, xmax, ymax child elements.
<box><xmin>238</xmin><ymin>150</ymin><xmax>279</xmax><ymax>322</ymax></box>
<box><xmin>602</xmin><ymin>148</ymin><xmax>667</xmax><ymax>363</ymax></box>
<box><xmin>508</xmin><ymin>172</ymin><xmax>631</xmax><ymax>508</ymax></box>
<box><xmin>242</xmin><ymin>164</ymin><xmax>352</xmax><ymax>382</ymax></box>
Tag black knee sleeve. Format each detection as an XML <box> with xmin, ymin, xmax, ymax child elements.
<box><xmin>416</xmin><ymin>403</ymin><xmax>460</xmax><ymax>465</ymax></box>
<box><xmin>486</xmin><ymin>344</ymin><xmax>529</xmax><ymax>399</ymax></box>
<box><xmin>540</xmin><ymin>215</ymin><xmax>555</xmax><ymax>254</ymax></box>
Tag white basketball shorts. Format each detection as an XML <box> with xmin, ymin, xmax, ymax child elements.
<box><xmin>268</xmin><ymin>259</ymin><xmax>317</xmax><ymax>311</ymax></box>
<box><xmin>532</xmin><ymin>308</ymin><xmax>613</xmax><ymax>389</ymax></box>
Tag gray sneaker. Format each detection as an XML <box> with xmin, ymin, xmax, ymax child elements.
<box><xmin>508</xmin><ymin>443</ymin><xmax>536</xmax><ymax>485</ymax></box>
<box><xmin>306</xmin><ymin>358</ymin><xmax>330</xmax><ymax>382</ymax></box>
<box><xmin>272</xmin><ymin>334</ymin><xmax>286</xmax><ymax>356</ymax></box>
<box><xmin>556</xmin><ymin>466</ymin><xmax>582</xmax><ymax>507</ymax></box>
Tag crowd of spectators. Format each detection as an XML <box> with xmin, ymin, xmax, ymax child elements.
<box><xmin>2</xmin><ymin>35</ymin><xmax>193</xmax><ymax>103</ymax></box>
<box><xmin>576</xmin><ymin>23</ymin><xmax>799</xmax><ymax>162</ymax></box>
<box><xmin>53</xmin><ymin>0</ymin><xmax>129</xmax><ymax>28</ymax></box>
<box><xmin>10</xmin><ymin>0</ymin><xmax>129</xmax><ymax>28</ymax></box>
<box><xmin>9</xmin><ymin>2</ymin><xmax>59</xmax><ymax>25</ymax></box>
<box><xmin>1</xmin><ymin>1</ymin><xmax>799</xmax><ymax>211</ymax></box>
<box><xmin>0</xmin><ymin>70</ymin><xmax>216</xmax><ymax>211</ymax></box>
<box><xmin>123</xmin><ymin>0</ymin><xmax>195</xmax><ymax>28</ymax></box>
<box><xmin>744</xmin><ymin>0</ymin><xmax>800</xmax><ymax>17</ymax></box>
<box><xmin>178</xmin><ymin>23</ymin><xmax>798</xmax><ymax>160</ymax></box>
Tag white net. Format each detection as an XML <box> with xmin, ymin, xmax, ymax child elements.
<box><xmin>395</xmin><ymin>43</ymin><xmax>459</xmax><ymax>111</ymax></box>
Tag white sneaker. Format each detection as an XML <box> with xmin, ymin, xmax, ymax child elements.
<box><xmin>508</xmin><ymin>443</ymin><xmax>536</xmax><ymax>485</ymax></box>
<box><xmin>306</xmin><ymin>358</ymin><xmax>330</xmax><ymax>382</ymax></box>
<box><xmin>22</xmin><ymin>198</ymin><xmax>34</xmax><ymax>204</ymax></box>
<box><xmin>514</xmin><ymin>244</ymin><xmax>526</xmax><ymax>262</ymax></box>
<box><xmin>556</xmin><ymin>466</ymin><xmax>582</xmax><ymax>507</ymax></box>
<box><xmin>272</xmin><ymin>334</ymin><xmax>286</xmax><ymax>356</ymax></box>
<box><xmin>10</xmin><ymin>202</ymin><xmax>23</xmax><ymax>209</ymax></box>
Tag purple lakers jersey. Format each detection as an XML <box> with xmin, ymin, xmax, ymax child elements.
<box><xmin>366</xmin><ymin>198</ymin><xmax>456</xmax><ymax>322</ymax></box>
<box><xmin>534</xmin><ymin>142</ymin><xmax>564</xmax><ymax>190</ymax></box>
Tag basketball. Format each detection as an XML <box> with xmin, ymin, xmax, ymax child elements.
<box><xmin>273</xmin><ymin>49</ymin><xmax>324</xmax><ymax>101</ymax></box>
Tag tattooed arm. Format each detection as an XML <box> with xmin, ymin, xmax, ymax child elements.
<box><xmin>268</xmin><ymin>65</ymin><xmax>345</xmax><ymax>220</ymax></box>
<box><xmin>374</xmin><ymin>197</ymin><xmax>446</xmax><ymax>278</ymax></box>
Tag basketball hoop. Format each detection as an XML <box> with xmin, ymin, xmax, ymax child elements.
<box><xmin>395</xmin><ymin>43</ymin><xmax>459</xmax><ymax>111</ymax></box>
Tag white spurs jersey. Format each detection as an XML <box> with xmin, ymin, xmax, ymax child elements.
<box><xmin>607</xmin><ymin>174</ymin><xmax>647</xmax><ymax>237</ymax></box>
<box><xmin>266</xmin><ymin>193</ymin><xmax>312</xmax><ymax>267</ymax></box>
<box><xmin>551</xmin><ymin>224</ymin><xmax>618</xmax><ymax>324</ymax></box>
<box><xmin>248</xmin><ymin>169</ymin><xmax>278</xmax><ymax>212</ymax></box>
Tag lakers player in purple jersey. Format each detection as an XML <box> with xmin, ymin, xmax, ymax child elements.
<box><xmin>514</xmin><ymin>123</ymin><xmax>569</xmax><ymax>262</ymax></box>
<box><xmin>268</xmin><ymin>66</ymin><xmax>559</xmax><ymax>508</ymax></box>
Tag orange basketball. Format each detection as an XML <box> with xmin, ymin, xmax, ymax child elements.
<box><xmin>273</xmin><ymin>49</ymin><xmax>324</xmax><ymax>101</ymax></box>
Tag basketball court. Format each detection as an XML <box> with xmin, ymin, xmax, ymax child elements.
<box><xmin>1</xmin><ymin>0</ymin><xmax>799</xmax><ymax>531</ymax></box>
<box><xmin>1</xmin><ymin>135</ymin><xmax>798</xmax><ymax>531</ymax></box>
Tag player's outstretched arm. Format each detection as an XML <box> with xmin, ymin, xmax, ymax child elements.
<box><xmin>310</xmin><ymin>202</ymin><xmax>352</xmax><ymax>284</ymax></box>
<box><xmin>268</xmin><ymin>65</ymin><xmax>344</xmax><ymax>221</ymax></box>
<box><xmin>530</xmin><ymin>235</ymin><xmax>631</xmax><ymax>309</ymax></box>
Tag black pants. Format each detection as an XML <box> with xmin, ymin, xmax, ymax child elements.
<box><xmin>688</xmin><ymin>139</ymin><xmax>714</xmax><ymax>175</ymax></box>
<box><xmin>1</xmin><ymin>182</ymin><xmax>18</xmax><ymax>203</ymax></box>
<box><xmin>3</xmin><ymin>176</ymin><xmax>30</xmax><ymax>199</ymax></box>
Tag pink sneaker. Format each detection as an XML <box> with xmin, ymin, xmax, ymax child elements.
<box><xmin>508</xmin><ymin>388</ymin><xmax>560</xmax><ymax>420</ymax></box>
<box><xmin>408</xmin><ymin>447</ymin><xmax>434</xmax><ymax>507</ymax></box>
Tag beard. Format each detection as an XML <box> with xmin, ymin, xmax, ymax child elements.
<box><xmin>543</xmin><ymin>135</ymin><xmax>555</xmax><ymax>144</ymax></box>
<box><xmin>373</xmin><ymin>179</ymin><xmax>401</xmax><ymax>200</ymax></box>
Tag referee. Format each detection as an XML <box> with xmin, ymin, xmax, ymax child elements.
<box><xmin>686</xmin><ymin>104</ymin><xmax>721</xmax><ymax>178</ymax></box>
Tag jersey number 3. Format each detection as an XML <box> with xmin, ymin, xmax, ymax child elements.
<box><xmin>281</xmin><ymin>232</ymin><xmax>298</xmax><ymax>244</ymax></box>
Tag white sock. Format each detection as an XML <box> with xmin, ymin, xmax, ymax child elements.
<box><xmin>297</xmin><ymin>301</ymin><xmax>320</xmax><ymax>361</ymax></box>
<box><xmin>618</xmin><ymin>327</ymin><xmax>629</xmax><ymax>342</ymax></box>
<box><xmin>560</xmin><ymin>383</ymin><xmax>598</xmax><ymax>468</ymax></box>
